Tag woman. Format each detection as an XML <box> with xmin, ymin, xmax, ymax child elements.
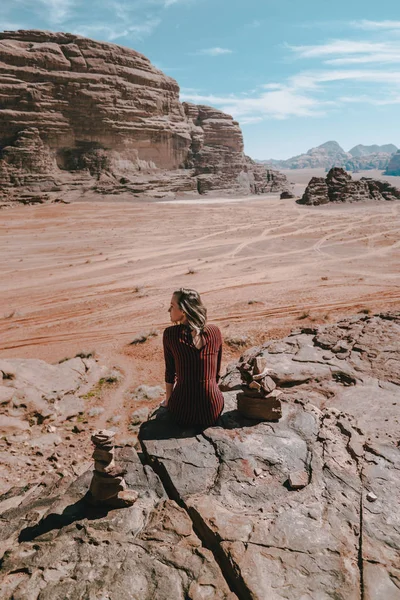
<box><xmin>162</xmin><ymin>288</ymin><xmax>224</xmax><ymax>428</ymax></box>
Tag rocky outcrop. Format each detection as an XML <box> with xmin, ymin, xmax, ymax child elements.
<box><xmin>261</xmin><ymin>141</ymin><xmax>397</xmax><ymax>172</ymax></box>
<box><xmin>385</xmin><ymin>149</ymin><xmax>400</xmax><ymax>175</ymax></box>
<box><xmin>0</xmin><ymin>355</ymin><xmax>110</xmax><ymax>493</ymax></box>
<box><xmin>299</xmin><ymin>167</ymin><xmax>400</xmax><ymax>205</ymax></box>
<box><xmin>1</xmin><ymin>312</ymin><xmax>399</xmax><ymax>599</ymax></box>
<box><xmin>0</xmin><ymin>449</ymin><xmax>235</xmax><ymax>599</ymax></box>
<box><xmin>0</xmin><ymin>30</ymin><xmax>289</xmax><ymax>204</ymax></box>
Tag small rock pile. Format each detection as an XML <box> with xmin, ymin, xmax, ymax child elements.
<box><xmin>87</xmin><ymin>429</ymin><xmax>138</xmax><ymax>508</ymax></box>
<box><xmin>236</xmin><ymin>356</ymin><xmax>282</xmax><ymax>420</ymax></box>
<box><xmin>299</xmin><ymin>167</ymin><xmax>400</xmax><ymax>205</ymax></box>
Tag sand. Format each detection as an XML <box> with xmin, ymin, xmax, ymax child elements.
<box><xmin>1</xmin><ymin>183</ymin><xmax>399</xmax><ymax>398</ymax></box>
<box><xmin>0</xmin><ymin>169</ymin><xmax>399</xmax><ymax>468</ymax></box>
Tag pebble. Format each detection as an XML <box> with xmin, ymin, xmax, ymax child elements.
<box><xmin>366</xmin><ymin>491</ymin><xmax>377</xmax><ymax>502</ymax></box>
<box><xmin>72</xmin><ymin>424</ymin><xmax>85</xmax><ymax>434</ymax></box>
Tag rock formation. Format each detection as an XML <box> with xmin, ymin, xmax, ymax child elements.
<box><xmin>299</xmin><ymin>167</ymin><xmax>400</xmax><ymax>205</ymax></box>
<box><xmin>0</xmin><ymin>30</ymin><xmax>290</xmax><ymax>204</ymax></box>
<box><xmin>261</xmin><ymin>141</ymin><xmax>397</xmax><ymax>171</ymax></box>
<box><xmin>236</xmin><ymin>355</ymin><xmax>283</xmax><ymax>420</ymax></box>
<box><xmin>385</xmin><ymin>149</ymin><xmax>400</xmax><ymax>175</ymax></box>
<box><xmin>1</xmin><ymin>311</ymin><xmax>399</xmax><ymax>598</ymax></box>
<box><xmin>87</xmin><ymin>429</ymin><xmax>138</xmax><ymax>507</ymax></box>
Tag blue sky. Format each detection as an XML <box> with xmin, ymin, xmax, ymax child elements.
<box><xmin>1</xmin><ymin>0</ymin><xmax>400</xmax><ymax>159</ymax></box>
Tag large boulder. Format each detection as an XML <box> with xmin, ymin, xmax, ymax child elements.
<box><xmin>299</xmin><ymin>167</ymin><xmax>400</xmax><ymax>205</ymax></box>
<box><xmin>0</xmin><ymin>30</ymin><xmax>289</xmax><ymax>204</ymax></box>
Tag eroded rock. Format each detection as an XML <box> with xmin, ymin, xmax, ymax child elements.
<box><xmin>299</xmin><ymin>167</ymin><xmax>400</xmax><ymax>205</ymax></box>
<box><xmin>0</xmin><ymin>30</ymin><xmax>290</xmax><ymax>204</ymax></box>
<box><xmin>0</xmin><ymin>447</ymin><xmax>236</xmax><ymax>599</ymax></box>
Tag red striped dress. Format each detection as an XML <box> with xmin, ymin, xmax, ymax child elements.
<box><xmin>163</xmin><ymin>323</ymin><xmax>224</xmax><ymax>427</ymax></box>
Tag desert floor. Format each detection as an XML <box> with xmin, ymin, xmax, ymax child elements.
<box><xmin>1</xmin><ymin>170</ymin><xmax>400</xmax><ymax>437</ymax></box>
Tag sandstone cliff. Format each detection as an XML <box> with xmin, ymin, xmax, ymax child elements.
<box><xmin>1</xmin><ymin>312</ymin><xmax>399</xmax><ymax>599</ymax></box>
<box><xmin>0</xmin><ymin>30</ymin><xmax>289</xmax><ymax>204</ymax></box>
<box><xmin>299</xmin><ymin>167</ymin><xmax>400</xmax><ymax>205</ymax></box>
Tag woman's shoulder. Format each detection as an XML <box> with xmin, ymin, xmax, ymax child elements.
<box><xmin>205</xmin><ymin>324</ymin><xmax>222</xmax><ymax>338</ymax></box>
<box><xmin>163</xmin><ymin>324</ymin><xmax>181</xmax><ymax>338</ymax></box>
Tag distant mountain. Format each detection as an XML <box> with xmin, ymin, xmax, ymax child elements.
<box><xmin>346</xmin><ymin>153</ymin><xmax>395</xmax><ymax>172</ymax></box>
<box><xmin>260</xmin><ymin>141</ymin><xmax>398</xmax><ymax>171</ymax></box>
<box><xmin>260</xmin><ymin>141</ymin><xmax>348</xmax><ymax>170</ymax></box>
<box><xmin>349</xmin><ymin>144</ymin><xmax>398</xmax><ymax>157</ymax></box>
<box><xmin>385</xmin><ymin>150</ymin><xmax>400</xmax><ymax>175</ymax></box>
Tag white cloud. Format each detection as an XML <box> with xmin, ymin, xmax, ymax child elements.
<box><xmin>0</xmin><ymin>21</ymin><xmax>25</xmax><ymax>30</ymax></box>
<box><xmin>290</xmin><ymin>40</ymin><xmax>396</xmax><ymax>58</ymax></box>
<box><xmin>340</xmin><ymin>94</ymin><xmax>400</xmax><ymax>105</ymax></box>
<box><xmin>74</xmin><ymin>18</ymin><xmax>160</xmax><ymax>41</ymax></box>
<box><xmin>181</xmin><ymin>88</ymin><xmax>328</xmax><ymax>120</ymax></box>
<box><xmin>40</xmin><ymin>0</ymin><xmax>75</xmax><ymax>24</ymax></box>
<box><xmin>181</xmin><ymin>61</ymin><xmax>400</xmax><ymax>124</ymax></box>
<box><xmin>196</xmin><ymin>47</ymin><xmax>233</xmax><ymax>56</ymax></box>
<box><xmin>326</xmin><ymin>53</ymin><xmax>400</xmax><ymax>65</ymax></box>
<box><xmin>352</xmin><ymin>20</ymin><xmax>400</xmax><ymax>30</ymax></box>
<box><xmin>8</xmin><ymin>0</ymin><xmax>76</xmax><ymax>25</ymax></box>
<box><xmin>245</xmin><ymin>19</ymin><xmax>262</xmax><ymax>29</ymax></box>
<box><xmin>240</xmin><ymin>116</ymin><xmax>264</xmax><ymax>124</ymax></box>
<box><xmin>290</xmin><ymin>39</ymin><xmax>400</xmax><ymax>66</ymax></box>
<box><xmin>289</xmin><ymin>69</ymin><xmax>400</xmax><ymax>89</ymax></box>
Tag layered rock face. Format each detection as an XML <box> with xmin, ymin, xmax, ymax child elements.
<box><xmin>1</xmin><ymin>312</ymin><xmax>399</xmax><ymax>599</ymax></box>
<box><xmin>299</xmin><ymin>167</ymin><xmax>400</xmax><ymax>205</ymax></box>
<box><xmin>385</xmin><ymin>149</ymin><xmax>400</xmax><ymax>175</ymax></box>
<box><xmin>0</xmin><ymin>30</ymin><xmax>289</xmax><ymax>204</ymax></box>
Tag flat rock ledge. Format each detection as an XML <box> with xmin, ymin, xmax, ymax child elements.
<box><xmin>1</xmin><ymin>311</ymin><xmax>399</xmax><ymax>599</ymax></box>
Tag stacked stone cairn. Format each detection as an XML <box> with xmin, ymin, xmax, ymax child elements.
<box><xmin>236</xmin><ymin>357</ymin><xmax>282</xmax><ymax>420</ymax></box>
<box><xmin>87</xmin><ymin>429</ymin><xmax>138</xmax><ymax>508</ymax></box>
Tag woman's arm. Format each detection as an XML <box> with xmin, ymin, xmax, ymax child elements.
<box><xmin>163</xmin><ymin>329</ymin><xmax>176</xmax><ymax>404</ymax></box>
<box><xmin>216</xmin><ymin>342</ymin><xmax>222</xmax><ymax>384</ymax></box>
<box><xmin>165</xmin><ymin>382</ymin><xmax>174</xmax><ymax>402</ymax></box>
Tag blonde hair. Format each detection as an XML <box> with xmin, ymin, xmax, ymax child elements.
<box><xmin>173</xmin><ymin>288</ymin><xmax>207</xmax><ymax>334</ymax></box>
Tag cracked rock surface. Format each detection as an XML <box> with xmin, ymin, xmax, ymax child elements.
<box><xmin>0</xmin><ymin>448</ymin><xmax>236</xmax><ymax>599</ymax></box>
<box><xmin>0</xmin><ymin>312</ymin><xmax>399</xmax><ymax>599</ymax></box>
<box><xmin>0</xmin><ymin>357</ymin><xmax>109</xmax><ymax>493</ymax></box>
<box><xmin>140</xmin><ymin>311</ymin><xmax>400</xmax><ymax>599</ymax></box>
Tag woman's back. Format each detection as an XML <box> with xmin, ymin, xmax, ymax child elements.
<box><xmin>163</xmin><ymin>323</ymin><xmax>224</xmax><ymax>427</ymax></box>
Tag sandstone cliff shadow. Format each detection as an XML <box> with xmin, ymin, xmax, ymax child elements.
<box><xmin>18</xmin><ymin>496</ymin><xmax>110</xmax><ymax>543</ymax></box>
